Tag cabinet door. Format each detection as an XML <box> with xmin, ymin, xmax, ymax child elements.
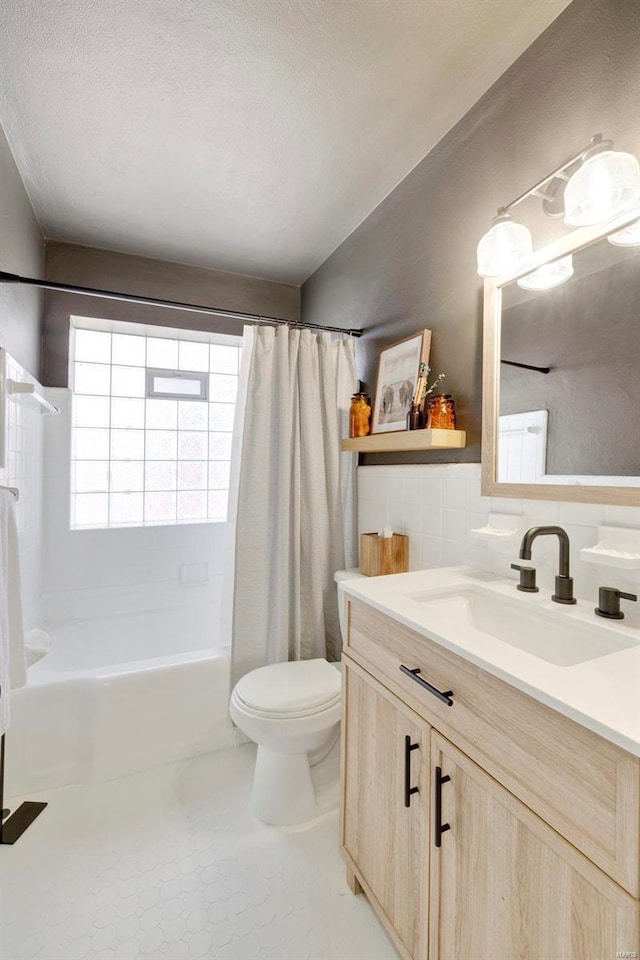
<box><xmin>430</xmin><ymin>732</ymin><xmax>639</xmax><ymax>960</ymax></box>
<box><xmin>342</xmin><ymin>658</ymin><xmax>430</xmax><ymax>960</ymax></box>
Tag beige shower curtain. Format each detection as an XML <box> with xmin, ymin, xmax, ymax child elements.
<box><xmin>230</xmin><ymin>326</ymin><xmax>357</xmax><ymax>684</ymax></box>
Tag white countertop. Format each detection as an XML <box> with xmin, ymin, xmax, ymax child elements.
<box><xmin>342</xmin><ymin>566</ymin><xmax>640</xmax><ymax>757</ymax></box>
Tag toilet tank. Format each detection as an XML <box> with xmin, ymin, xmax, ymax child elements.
<box><xmin>334</xmin><ymin>569</ymin><xmax>365</xmax><ymax>643</ymax></box>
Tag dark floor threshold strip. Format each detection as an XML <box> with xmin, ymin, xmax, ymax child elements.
<box><xmin>0</xmin><ymin>801</ymin><xmax>48</xmax><ymax>844</ymax></box>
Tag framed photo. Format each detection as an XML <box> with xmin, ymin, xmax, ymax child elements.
<box><xmin>371</xmin><ymin>330</ymin><xmax>432</xmax><ymax>433</ymax></box>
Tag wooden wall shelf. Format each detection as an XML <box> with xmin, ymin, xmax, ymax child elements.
<box><xmin>341</xmin><ymin>428</ymin><xmax>466</xmax><ymax>453</ymax></box>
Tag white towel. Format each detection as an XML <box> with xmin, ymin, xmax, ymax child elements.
<box><xmin>0</xmin><ymin>489</ymin><xmax>26</xmax><ymax>735</ymax></box>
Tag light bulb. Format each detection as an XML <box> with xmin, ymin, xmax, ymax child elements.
<box><xmin>608</xmin><ymin>210</ymin><xmax>640</xmax><ymax>246</ymax></box>
<box><xmin>517</xmin><ymin>255</ymin><xmax>574</xmax><ymax>291</ymax></box>
<box><xmin>477</xmin><ymin>216</ymin><xmax>533</xmax><ymax>278</ymax></box>
<box><xmin>564</xmin><ymin>150</ymin><xmax>640</xmax><ymax>226</ymax></box>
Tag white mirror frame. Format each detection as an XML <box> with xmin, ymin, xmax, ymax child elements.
<box><xmin>481</xmin><ymin>206</ymin><xmax>640</xmax><ymax>507</ymax></box>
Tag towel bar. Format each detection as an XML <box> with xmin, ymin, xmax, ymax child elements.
<box><xmin>6</xmin><ymin>379</ymin><xmax>60</xmax><ymax>415</ymax></box>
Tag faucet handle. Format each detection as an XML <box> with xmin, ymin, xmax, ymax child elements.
<box><xmin>595</xmin><ymin>587</ymin><xmax>638</xmax><ymax>620</ymax></box>
<box><xmin>511</xmin><ymin>563</ymin><xmax>539</xmax><ymax>593</ymax></box>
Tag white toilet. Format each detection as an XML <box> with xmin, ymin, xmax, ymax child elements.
<box><xmin>229</xmin><ymin>568</ymin><xmax>364</xmax><ymax>825</ymax></box>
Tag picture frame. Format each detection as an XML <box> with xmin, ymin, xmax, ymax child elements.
<box><xmin>371</xmin><ymin>329</ymin><xmax>432</xmax><ymax>433</ymax></box>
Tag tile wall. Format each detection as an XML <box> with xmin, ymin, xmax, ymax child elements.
<box><xmin>0</xmin><ymin>351</ymin><xmax>44</xmax><ymax>630</ymax></box>
<box><xmin>357</xmin><ymin>463</ymin><xmax>640</xmax><ymax>628</ymax></box>
<box><xmin>42</xmin><ymin>388</ymin><xmax>230</xmax><ymax>632</ymax></box>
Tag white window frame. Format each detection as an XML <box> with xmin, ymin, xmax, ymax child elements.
<box><xmin>145</xmin><ymin>368</ymin><xmax>209</xmax><ymax>401</ymax></box>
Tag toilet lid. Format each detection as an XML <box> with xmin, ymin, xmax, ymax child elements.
<box><xmin>235</xmin><ymin>659</ymin><xmax>341</xmax><ymax>717</ymax></box>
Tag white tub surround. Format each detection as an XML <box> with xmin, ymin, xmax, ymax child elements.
<box><xmin>342</xmin><ymin>566</ymin><xmax>640</xmax><ymax>756</ymax></box>
<box><xmin>42</xmin><ymin>388</ymin><xmax>229</xmax><ymax>629</ymax></box>
<box><xmin>7</xmin><ymin>610</ymin><xmax>233</xmax><ymax>795</ymax></box>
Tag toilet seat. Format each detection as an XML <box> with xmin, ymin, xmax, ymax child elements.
<box><xmin>232</xmin><ymin>690</ymin><xmax>341</xmax><ymax>721</ymax></box>
<box><xmin>233</xmin><ymin>658</ymin><xmax>341</xmax><ymax>719</ymax></box>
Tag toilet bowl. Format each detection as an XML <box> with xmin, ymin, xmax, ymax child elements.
<box><xmin>229</xmin><ymin>568</ymin><xmax>364</xmax><ymax>825</ymax></box>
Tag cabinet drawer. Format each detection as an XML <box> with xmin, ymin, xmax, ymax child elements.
<box><xmin>346</xmin><ymin>597</ymin><xmax>640</xmax><ymax>897</ymax></box>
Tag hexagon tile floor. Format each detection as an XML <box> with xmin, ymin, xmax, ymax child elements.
<box><xmin>0</xmin><ymin>742</ymin><xmax>399</xmax><ymax>960</ymax></box>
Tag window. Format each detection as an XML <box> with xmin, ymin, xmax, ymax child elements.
<box><xmin>70</xmin><ymin>318</ymin><xmax>241</xmax><ymax>529</ymax></box>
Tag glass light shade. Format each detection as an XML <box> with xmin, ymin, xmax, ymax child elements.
<box><xmin>477</xmin><ymin>218</ymin><xmax>533</xmax><ymax>277</ymax></box>
<box><xmin>564</xmin><ymin>151</ymin><xmax>640</xmax><ymax>226</ymax></box>
<box><xmin>607</xmin><ymin>210</ymin><xmax>640</xmax><ymax>246</ymax></box>
<box><xmin>517</xmin><ymin>255</ymin><xmax>574</xmax><ymax>291</ymax></box>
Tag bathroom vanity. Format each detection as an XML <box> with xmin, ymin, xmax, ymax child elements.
<box><xmin>339</xmin><ymin>568</ymin><xmax>640</xmax><ymax>960</ymax></box>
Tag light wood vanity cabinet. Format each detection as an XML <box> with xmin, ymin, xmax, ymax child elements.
<box><xmin>341</xmin><ymin>599</ymin><xmax>640</xmax><ymax>960</ymax></box>
<box><xmin>430</xmin><ymin>733</ymin><xmax>638</xmax><ymax>960</ymax></box>
<box><xmin>342</xmin><ymin>663</ymin><xmax>430</xmax><ymax>959</ymax></box>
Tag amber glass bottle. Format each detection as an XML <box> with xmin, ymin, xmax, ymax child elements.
<box><xmin>349</xmin><ymin>393</ymin><xmax>372</xmax><ymax>437</ymax></box>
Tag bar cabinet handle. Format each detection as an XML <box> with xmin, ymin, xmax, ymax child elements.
<box><xmin>399</xmin><ymin>665</ymin><xmax>454</xmax><ymax>706</ymax></box>
<box><xmin>434</xmin><ymin>765</ymin><xmax>451</xmax><ymax>847</ymax></box>
<box><xmin>404</xmin><ymin>735</ymin><xmax>420</xmax><ymax>807</ymax></box>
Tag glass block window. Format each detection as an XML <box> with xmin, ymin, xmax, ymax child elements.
<box><xmin>70</xmin><ymin>318</ymin><xmax>241</xmax><ymax>529</ymax></box>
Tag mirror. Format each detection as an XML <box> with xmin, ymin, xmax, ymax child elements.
<box><xmin>482</xmin><ymin>209</ymin><xmax>640</xmax><ymax>505</ymax></box>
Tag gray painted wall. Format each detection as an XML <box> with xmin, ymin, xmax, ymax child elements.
<box><xmin>42</xmin><ymin>242</ymin><xmax>300</xmax><ymax>386</ymax></box>
<box><xmin>301</xmin><ymin>0</ymin><xmax>640</xmax><ymax>465</ymax></box>
<box><xmin>0</xmin><ymin>123</ymin><xmax>43</xmax><ymax>376</ymax></box>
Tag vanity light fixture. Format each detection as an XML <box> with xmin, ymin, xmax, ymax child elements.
<box><xmin>476</xmin><ymin>214</ymin><xmax>533</xmax><ymax>278</ymax></box>
<box><xmin>477</xmin><ymin>134</ymin><xmax>640</xmax><ymax>277</ymax></box>
<box><xmin>607</xmin><ymin>208</ymin><xmax>640</xmax><ymax>247</ymax></box>
<box><xmin>564</xmin><ymin>150</ymin><xmax>640</xmax><ymax>226</ymax></box>
<box><xmin>517</xmin><ymin>254</ymin><xmax>574</xmax><ymax>291</ymax></box>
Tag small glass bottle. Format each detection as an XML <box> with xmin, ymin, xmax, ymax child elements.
<box><xmin>427</xmin><ymin>394</ymin><xmax>456</xmax><ymax>430</ymax></box>
<box><xmin>407</xmin><ymin>403</ymin><xmax>423</xmax><ymax>430</ymax></box>
<box><xmin>349</xmin><ymin>393</ymin><xmax>372</xmax><ymax>437</ymax></box>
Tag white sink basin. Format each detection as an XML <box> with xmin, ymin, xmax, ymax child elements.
<box><xmin>410</xmin><ymin>588</ymin><xmax>638</xmax><ymax>667</ymax></box>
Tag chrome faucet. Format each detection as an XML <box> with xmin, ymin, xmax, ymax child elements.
<box><xmin>518</xmin><ymin>526</ymin><xmax>577</xmax><ymax>605</ymax></box>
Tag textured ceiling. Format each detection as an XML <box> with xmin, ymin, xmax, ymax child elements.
<box><xmin>0</xmin><ymin>0</ymin><xmax>571</xmax><ymax>283</ymax></box>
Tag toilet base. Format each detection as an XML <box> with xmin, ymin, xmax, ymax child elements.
<box><xmin>251</xmin><ymin>746</ymin><xmax>318</xmax><ymax>825</ymax></box>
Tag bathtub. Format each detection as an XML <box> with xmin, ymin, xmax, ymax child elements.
<box><xmin>7</xmin><ymin>608</ymin><xmax>234</xmax><ymax>796</ymax></box>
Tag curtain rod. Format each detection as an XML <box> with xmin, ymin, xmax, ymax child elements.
<box><xmin>0</xmin><ymin>270</ymin><xmax>363</xmax><ymax>338</ymax></box>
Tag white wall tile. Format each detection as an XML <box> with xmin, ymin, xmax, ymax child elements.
<box><xmin>465</xmin><ymin>511</ymin><xmax>489</xmax><ymax>537</ymax></box>
<box><xmin>604</xmin><ymin>504</ymin><xmax>640</xmax><ymax>527</ymax></box>
<box><xmin>41</xmin><ymin>391</ymin><xmax>229</xmax><ymax>630</ymax></box>
<box><xmin>521</xmin><ymin>499</ymin><xmax>560</xmax><ymax>523</ymax></box>
<box><xmin>386</xmin><ymin>475</ymin><xmax>405</xmax><ymax>504</ymax></box>
<box><xmin>490</xmin><ymin>497</ymin><xmax>522</xmax><ymax>515</ymax></box>
<box><xmin>441</xmin><ymin>539</ymin><xmax>465</xmax><ymax>566</ymax></box>
<box><xmin>357</xmin><ymin>463</ymin><xmax>640</xmax><ymax>608</ymax></box>
<box><xmin>422</xmin><ymin>504</ymin><xmax>442</xmax><ymax>539</ymax></box>
<box><xmin>422</xmin><ymin>477</ymin><xmax>442</xmax><ymax>510</ymax></box>
<box><xmin>404</xmin><ymin>478</ymin><xmax>421</xmax><ymax>506</ymax></box>
<box><xmin>443</xmin><ymin>478</ymin><xmax>465</xmax><ymax>511</ymax></box>
<box><xmin>0</xmin><ymin>352</ymin><xmax>44</xmax><ymax>630</ymax></box>
<box><xmin>465</xmin><ymin>477</ymin><xmax>489</xmax><ymax>514</ymax></box>
<box><xmin>559</xmin><ymin>501</ymin><xmax>607</xmax><ymax>527</ymax></box>
<box><xmin>442</xmin><ymin>509</ymin><xmax>465</xmax><ymax>543</ymax></box>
